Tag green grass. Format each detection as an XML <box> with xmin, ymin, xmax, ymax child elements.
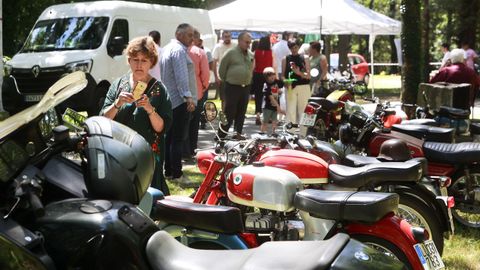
<box><xmin>178</xmin><ymin>165</ymin><xmax>479</xmax><ymax>269</ymax></box>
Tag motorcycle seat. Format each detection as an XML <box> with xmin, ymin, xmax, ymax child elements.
<box><xmin>308</xmin><ymin>97</ymin><xmax>339</xmax><ymax>111</ymax></box>
<box><xmin>423</xmin><ymin>141</ymin><xmax>480</xmax><ymax>164</ymax></box>
<box><xmin>152</xmin><ymin>199</ymin><xmax>244</xmax><ymax>234</ymax></box>
<box><xmin>400</xmin><ymin>118</ymin><xmax>438</xmax><ymax>126</ymax></box>
<box><xmin>391</xmin><ymin>124</ymin><xmax>454</xmax><ymax>143</ymax></box>
<box><xmin>146</xmin><ymin>230</ymin><xmax>350</xmax><ymax>270</ymax></box>
<box><xmin>294</xmin><ymin>190</ymin><xmax>399</xmax><ymax>223</ymax></box>
<box><xmin>344</xmin><ymin>155</ymin><xmax>429</xmax><ymax>175</ymax></box>
<box><xmin>437</xmin><ymin>106</ymin><xmax>470</xmax><ymax>119</ymax></box>
<box><xmin>328</xmin><ymin>162</ymin><xmax>423</xmax><ymax>188</ymax></box>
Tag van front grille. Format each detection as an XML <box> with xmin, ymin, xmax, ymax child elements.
<box><xmin>11</xmin><ymin>67</ymin><xmax>66</xmax><ymax>94</ymax></box>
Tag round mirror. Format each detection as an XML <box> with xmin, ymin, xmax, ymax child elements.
<box><xmin>203</xmin><ymin>101</ymin><xmax>218</xmax><ymax>122</ymax></box>
<box><xmin>310</xmin><ymin>68</ymin><xmax>320</xmax><ymax>78</ymax></box>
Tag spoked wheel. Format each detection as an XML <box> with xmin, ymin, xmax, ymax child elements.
<box><xmin>397</xmin><ymin>195</ymin><xmax>444</xmax><ymax>255</ymax></box>
<box><xmin>449</xmin><ymin>168</ymin><xmax>480</xmax><ymax>228</ymax></box>
<box><xmin>352</xmin><ymin>234</ymin><xmax>413</xmax><ymax>270</ymax></box>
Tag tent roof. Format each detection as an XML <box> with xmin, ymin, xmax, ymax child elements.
<box><xmin>209</xmin><ymin>0</ymin><xmax>401</xmax><ymax>35</ymax></box>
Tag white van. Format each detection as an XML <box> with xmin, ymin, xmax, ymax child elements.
<box><xmin>2</xmin><ymin>1</ymin><xmax>216</xmax><ymax>115</ymax></box>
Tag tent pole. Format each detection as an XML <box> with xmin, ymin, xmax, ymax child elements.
<box><xmin>371</xmin><ymin>46</ymin><xmax>375</xmax><ymax>99</ymax></box>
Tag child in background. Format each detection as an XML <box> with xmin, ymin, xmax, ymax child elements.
<box><xmin>261</xmin><ymin>67</ymin><xmax>285</xmax><ymax>134</ymax></box>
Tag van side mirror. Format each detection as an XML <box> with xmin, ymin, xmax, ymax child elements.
<box><xmin>108</xmin><ymin>36</ymin><xmax>125</xmax><ymax>57</ymax></box>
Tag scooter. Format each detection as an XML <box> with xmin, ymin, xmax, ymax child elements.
<box><xmin>0</xmin><ymin>76</ymin><xmax>403</xmax><ymax>269</ymax></box>
<box><xmin>338</xmin><ymin>105</ymin><xmax>480</xmax><ymax>228</ymax></box>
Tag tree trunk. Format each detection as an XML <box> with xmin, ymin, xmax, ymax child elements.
<box><xmin>458</xmin><ymin>0</ymin><xmax>479</xmax><ymax>47</ymax></box>
<box><xmin>338</xmin><ymin>35</ymin><xmax>352</xmax><ymax>73</ymax></box>
<box><xmin>422</xmin><ymin>0</ymin><xmax>430</xmax><ymax>82</ymax></box>
<box><xmin>401</xmin><ymin>0</ymin><xmax>422</xmax><ymax>117</ymax></box>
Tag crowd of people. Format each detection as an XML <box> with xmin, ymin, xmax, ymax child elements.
<box><xmin>99</xmin><ymin>26</ymin><xmax>333</xmax><ymax>194</ymax></box>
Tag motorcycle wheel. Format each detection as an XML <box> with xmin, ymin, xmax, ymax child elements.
<box><xmin>450</xmin><ymin>167</ymin><xmax>480</xmax><ymax>228</ymax></box>
<box><xmin>397</xmin><ymin>195</ymin><xmax>444</xmax><ymax>255</ymax></box>
<box><xmin>352</xmin><ymin>234</ymin><xmax>413</xmax><ymax>270</ymax></box>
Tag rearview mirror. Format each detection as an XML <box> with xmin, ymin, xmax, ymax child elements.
<box><xmin>203</xmin><ymin>101</ymin><xmax>218</xmax><ymax>122</ymax></box>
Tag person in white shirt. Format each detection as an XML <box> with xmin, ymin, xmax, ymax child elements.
<box><xmin>212</xmin><ymin>30</ymin><xmax>234</xmax><ymax>107</ymax></box>
<box><xmin>272</xmin><ymin>31</ymin><xmax>292</xmax><ymax>78</ymax></box>
<box><xmin>440</xmin><ymin>43</ymin><xmax>451</xmax><ymax>69</ymax></box>
<box><xmin>148</xmin><ymin>30</ymin><xmax>163</xmax><ymax>80</ymax></box>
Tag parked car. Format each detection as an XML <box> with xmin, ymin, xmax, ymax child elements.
<box><xmin>329</xmin><ymin>53</ymin><xmax>370</xmax><ymax>83</ymax></box>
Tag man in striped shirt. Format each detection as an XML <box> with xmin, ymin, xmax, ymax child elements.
<box><xmin>161</xmin><ymin>23</ymin><xmax>196</xmax><ymax>186</ymax></box>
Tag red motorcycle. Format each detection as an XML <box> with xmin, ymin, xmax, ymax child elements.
<box><xmin>192</xmin><ymin>102</ymin><xmax>446</xmax><ymax>269</ymax></box>
<box><xmin>195</xmin><ymin>141</ymin><xmax>440</xmax><ymax>269</ymax></box>
<box><xmin>339</xmin><ymin>106</ymin><xmax>480</xmax><ymax>228</ymax></box>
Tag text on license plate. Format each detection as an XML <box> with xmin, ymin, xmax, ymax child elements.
<box><xmin>414</xmin><ymin>240</ymin><xmax>445</xmax><ymax>270</ymax></box>
<box><xmin>300</xmin><ymin>113</ymin><xmax>316</xmax><ymax>126</ymax></box>
<box><xmin>25</xmin><ymin>95</ymin><xmax>43</xmax><ymax>102</ymax></box>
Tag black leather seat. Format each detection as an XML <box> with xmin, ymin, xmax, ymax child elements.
<box><xmin>401</xmin><ymin>118</ymin><xmax>438</xmax><ymax>126</ymax></box>
<box><xmin>294</xmin><ymin>190</ymin><xmax>399</xmax><ymax>223</ymax></box>
<box><xmin>423</xmin><ymin>141</ymin><xmax>480</xmax><ymax>164</ymax></box>
<box><xmin>391</xmin><ymin>124</ymin><xmax>454</xmax><ymax>143</ymax></box>
<box><xmin>344</xmin><ymin>155</ymin><xmax>428</xmax><ymax>175</ymax></box>
<box><xmin>328</xmin><ymin>162</ymin><xmax>422</xmax><ymax>188</ymax></box>
<box><xmin>308</xmin><ymin>97</ymin><xmax>339</xmax><ymax>111</ymax></box>
<box><xmin>146</xmin><ymin>230</ymin><xmax>350</xmax><ymax>270</ymax></box>
<box><xmin>151</xmin><ymin>199</ymin><xmax>244</xmax><ymax>234</ymax></box>
<box><xmin>437</xmin><ymin>106</ymin><xmax>470</xmax><ymax>119</ymax></box>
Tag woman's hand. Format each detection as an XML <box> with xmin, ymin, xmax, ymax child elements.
<box><xmin>136</xmin><ymin>94</ymin><xmax>155</xmax><ymax>114</ymax></box>
<box><xmin>115</xmin><ymin>92</ymin><xmax>135</xmax><ymax>107</ymax></box>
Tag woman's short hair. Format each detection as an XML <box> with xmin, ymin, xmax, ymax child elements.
<box><xmin>125</xmin><ymin>36</ymin><xmax>158</xmax><ymax>67</ymax></box>
<box><xmin>309</xmin><ymin>41</ymin><xmax>321</xmax><ymax>53</ymax></box>
<box><xmin>450</xmin><ymin>48</ymin><xmax>465</xmax><ymax>64</ymax></box>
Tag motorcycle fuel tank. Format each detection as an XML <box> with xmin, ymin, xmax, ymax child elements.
<box><xmin>227</xmin><ymin>164</ymin><xmax>302</xmax><ymax>212</ymax></box>
<box><xmin>259</xmin><ymin>149</ymin><xmax>329</xmax><ymax>184</ymax></box>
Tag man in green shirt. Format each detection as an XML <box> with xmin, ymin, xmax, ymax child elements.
<box><xmin>217</xmin><ymin>31</ymin><xmax>254</xmax><ymax>139</ymax></box>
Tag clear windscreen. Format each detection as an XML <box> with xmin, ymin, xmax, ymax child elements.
<box><xmin>21</xmin><ymin>17</ymin><xmax>109</xmax><ymax>52</ymax></box>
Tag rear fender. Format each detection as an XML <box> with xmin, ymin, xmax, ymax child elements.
<box><xmin>345</xmin><ymin>213</ymin><xmax>423</xmax><ymax>270</ymax></box>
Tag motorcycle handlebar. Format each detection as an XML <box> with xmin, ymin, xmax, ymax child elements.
<box><xmin>28</xmin><ymin>192</ymin><xmax>45</xmax><ymax>217</ymax></box>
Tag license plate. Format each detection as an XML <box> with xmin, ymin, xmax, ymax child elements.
<box><xmin>414</xmin><ymin>240</ymin><xmax>445</xmax><ymax>270</ymax></box>
<box><xmin>300</xmin><ymin>113</ymin><xmax>316</xmax><ymax>126</ymax></box>
<box><xmin>25</xmin><ymin>94</ymin><xmax>43</xmax><ymax>102</ymax></box>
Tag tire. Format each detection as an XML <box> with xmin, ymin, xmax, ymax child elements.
<box><xmin>450</xmin><ymin>167</ymin><xmax>480</xmax><ymax>228</ymax></box>
<box><xmin>352</xmin><ymin>234</ymin><xmax>413</xmax><ymax>270</ymax></box>
<box><xmin>363</xmin><ymin>73</ymin><xmax>370</xmax><ymax>85</ymax></box>
<box><xmin>397</xmin><ymin>194</ymin><xmax>444</xmax><ymax>255</ymax></box>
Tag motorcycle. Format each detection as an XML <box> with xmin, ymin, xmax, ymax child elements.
<box><xmin>338</xmin><ymin>104</ymin><xmax>480</xmax><ymax>228</ymax></box>
<box><xmin>0</xmin><ymin>72</ymin><xmax>404</xmax><ymax>270</ymax></box>
<box><xmin>194</xmin><ymin>102</ymin><xmax>445</xmax><ymax>269</ymax></box>
<box><xmin>198</xmin><ymin>105</ymin><xmax>452</xmax><ymax>256</ymax></box>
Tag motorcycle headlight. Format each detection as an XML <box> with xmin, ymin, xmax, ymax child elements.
<box><xmin>4</xmin><ymin>63</ymin><xmax>12</xmax><ymax>77</ymax></box>
<box><xmin>66</xmin><ymin>59</ymin><xmax>92</xmax><ymax>73</ymax></box>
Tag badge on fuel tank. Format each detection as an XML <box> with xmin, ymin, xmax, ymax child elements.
<box><xmin>233</xmin><ymin>174</ymin><xmax>242</xmax><ymax>185</ymax></box>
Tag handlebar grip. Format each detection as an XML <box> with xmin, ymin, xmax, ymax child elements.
<box><xmin>29</xmin><ymin>192</ymin><xmax>45</xmax><ymax>217</ymax></box>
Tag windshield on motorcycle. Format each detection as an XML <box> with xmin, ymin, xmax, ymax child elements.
<box><xmin>21</xmin><ymin>17</ymin><xmax>109</xmax><ymax>52</ymax></box>
<box><xmin>0</xmin><ymin>108</ymin><xmax>60</xmax><ymax>183</ymax></box>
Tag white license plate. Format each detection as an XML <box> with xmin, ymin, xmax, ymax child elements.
<box><xmin>25</xmin><ymin>94</ymin><xmax>43</xmax><ymax>102</ymax></box>
<box><xmin>300</xmin><ymin>113</ymin><xmax>316</xmax><ymax>126</ymax></box>
<box><xmin>414</xmin><ymin>240</ymin><xmax>445</xmax><ymax>270</ymax></box>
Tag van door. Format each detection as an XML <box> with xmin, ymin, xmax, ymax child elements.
<box><xmin>106</xmin><ymin>18</ymin><xmax>129</xmax><ymax>82</ymax></box>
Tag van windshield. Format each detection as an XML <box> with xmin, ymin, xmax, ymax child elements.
<box><xmin>21</xmin><ymin>17</ymin><xmax>109</xmax><ymax>52</ymax></box>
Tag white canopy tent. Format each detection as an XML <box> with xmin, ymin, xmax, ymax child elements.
<box><xmin>209</xmin><ymin>0</ymin><xmax>401</xmax><ymax>95</ymax></box>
